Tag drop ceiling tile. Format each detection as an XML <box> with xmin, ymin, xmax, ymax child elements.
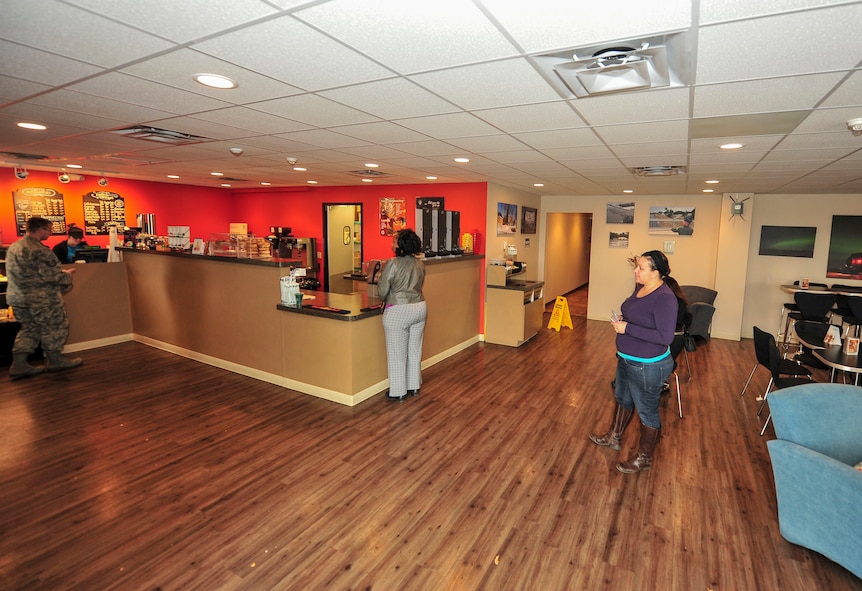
<box><xmin>191</xmin><ymin>107</ymin><xmax>311</xmax><ymax>135</ymax></box>
<box><xmin>542</xmin><ymin>146</ymin><xmax>617</xmax><ymax>161</ymax></box>
<box><xmin>697</xmin><ymin>4</ymin><xmax>862</xmax><ymax>84</ymax></box>
<box><xmin>0</xmin><ymin>41</ymin><xmax>102</xmax><ymax>87</ymax></box>
<box><xmin>693</xmin><ymin>73</ymin><xmax>845</xmax><ymax>117</ymax></box>
<box><xmin>2</xmin><ymin>0</ymin><xmax>173</xmax><ymax>67</ymax></box>
<box><xmin>486</xmin><ymin>150</ymin><xmax>553</xmax><ymax>164</ymax></box>
<box><xmin>821</xmin><ymin>70</ymin><xmax>862</xmax><ymax>108</ymax></box>
<box><xmin>778</xmin><ymin>132</ymin><xmax>861</xmax><ymax>150</ymax></box>
<box><xmin>386</xmin><ymin>140</ymin><xmax>469</xmax><ymax>157</ymax></box>
<box><xmin>296</xmin><ymin>0</ymin><xmax>519</xmax><ymax>73</ymax></box>
<box><xmin>70</xmin><ymin>73</ymin><xmax>233</xmax><ymax>116</ymax></box>
<box><xmin>27</xmin><ymin>89</ymin><xmax>176</xmax><ymax>126</ymax></box>
<box><xmin>446</xmin><ymin>135</ymin><xmax>531</xmax><ymax>153</ymax></box>
<box><xmin>699</xmin><ymin>0</ymin><xmax>851</xmax><ymax>24</ymax></box>
<box><xmin>329</xmin><ymin>121</ymin><xmax>430</xmax><ymax>144</ymax></box>
<box><xmin>611</xmin><ymin>141</ymin><xmax>689</xmax><ymax>159</ymax></box>
<box><xmin>473</xmin><ymin>102</ymin><xmax>586</xmax><ymax>134</ymax></box>
<box><xmin>596</xmin><ymin>120</ymin><xmax>689</xmax><ymax>144</ymax></box>
<box><xmin>252</xmin><ymin>94</ymin><xmax>380</xmax><ymax>128</ymax></box>
<box><xmin>397</xmin><ymin>113</ymin><xmax>501</xmax><ymax>139</ymax></box>
<box><xmin>689</xmin><ymin>150</ymin><xmax>768</xmax><ymax>165</ymax></box>
<box><xmin>275</xmin><ymin>129</ymin><xmax>371</xmax><ymax>150</ymax></box>
<box><xmin>690</xmin><ymin>135</ymin><xmax>783</xmax><ymax>153</ymax></box>
<box><xmin>483</xmin><ymin>0</ymin><xmax>691</xmax><ymax>53</ymax></box>
<box><xmin>619</xmin><ymin>154</ymin><xmax>688</xmax><ymax>168</ymax></box>
<box><xmin>0</xmin><ymin>76</ymin><xmax>51</xmax><ymax>102</ymax></box>
<box><xmin>572</xmin><ymin>88</ymin><xmax>690</xmax><ymax>126</ymax></box>
<box><xmin>63</xmin><ymin>0</ymin><xmax>278</xmax><ymax>43</ymax></box>
<box><xmin>192</xmin><ymin>17</ymin><xmax>393</xmax><ymax>91</ymax></box>
<box><xmin>793</xmin><ymin>107</ymin><xmax>862</xmax><ymax>133</ymax></box>
<box><xmin>121</xmin><ymin>49</ymin><xmax>305</xmax><ymax>104</ymax></box>
<box><xmin>320</xmin><ymin>79</ymin><xmax>459</xmax><ymax>120</ymax></box>
<box><xmin>514</xmin><ymin>128</ymin><xmax>604</xmax><ymax>150</ymax></box>
<box><xmin>409</xmin><ymin>59</ymin><xmax>561</xmax><ymax>111</ymax></box>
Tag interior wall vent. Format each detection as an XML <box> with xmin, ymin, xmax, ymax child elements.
<box><xmin>633</xmin><ymin>165</ymin><xmax>685</xmax><ymax>176</ymax></box>
<box><xmin>110</xmin><ymin>126</ymin><xmax>215</xmax><ymax>145</ymax></box>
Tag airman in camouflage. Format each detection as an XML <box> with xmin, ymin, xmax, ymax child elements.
<box><xmin>6</xmin><ymin>217</ymin><xmax>83</xmax><ymax>379</ymax></box>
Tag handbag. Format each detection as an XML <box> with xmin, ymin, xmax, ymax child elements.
<box><xmin>684</xmin><ymin>332</ymin><xmax>697</xmax><ymax>352</ymax></box>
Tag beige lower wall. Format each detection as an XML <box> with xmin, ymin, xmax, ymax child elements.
<box><xmin>64</xmin><ymin>262</ymin><xmax>133</xmax><ymax>350</ymax></box>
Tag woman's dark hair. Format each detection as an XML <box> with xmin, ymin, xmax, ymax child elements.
<box><xmin>642</xmin><ymin>249</ymin><xmax>686</xmax><ymax>303</ymax></box>
<box><xmin>394</xmin><ymin>228</ymin><xmax>422</xmax><ymax>257</ymax></box>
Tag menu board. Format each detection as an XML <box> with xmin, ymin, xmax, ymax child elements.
<box><xmin>12</xmin><ymin>188</ymin><xmax>67</xmax><ymax>235</ymax></box>
<box><xmin>83</xmin><ymin>191</ymin><xmax>126</xmax><ymax>235</ymax></box>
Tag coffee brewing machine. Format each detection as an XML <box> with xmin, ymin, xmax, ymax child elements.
<box><xmin>415</xmin><ymin>198</ymin><xmax>462</xmax><ymax>257</ymax></box>
<box><xmin>265</xmin><ymin>226</ymin><xmax>318</xmax><ymax>272</ymax></box>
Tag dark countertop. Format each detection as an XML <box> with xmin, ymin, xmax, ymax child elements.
<box><xmin>119</xmin><ymin>246</ymin><xmax>303</xmax><ymax>268</ymax></box>
<box><xmin>487</xmin><ymin>279</ymin><xmax>545</xmax><ymax>292</ymax></box>
<box><xmin>277</xmin><ymin>290</ymin><xmax>384</xmax><ymax>321</ymax></box>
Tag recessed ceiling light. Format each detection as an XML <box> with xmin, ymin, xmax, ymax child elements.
<box><xmin>364</xmin><ymin>163</ymin><xmax>379</xmax><ymax>168</ymax></box>
<box><xmin>17</xmin><ymin>122</ymin><xmax>47</xmax><ymax>130</ymax></box>
<box><xmin>702</xmin><ymin>189</ymin><xmax>714</xmax><ymax>193</ymax></box>
<box><xmin>533</xmin><ymin>183</ymin><xmax>544</xmax><ymax>187</ymax></box>
<box><xmin>210</xmin><ymin>171</ymin><xmax>224</xmax><ymax>176</ymax></box>
<box><xmin>221</xmin><ymin>183</ymin><xmax>231</xmax><ymax>187</ymax></box>
<box><xmin>193</xmin><ymin>73</ymin><xmax>237</xmax><ymax>89</ymax></box>
<box><xmin>705</xmin><ymin>179</ymin><xmax>720</xmax><ymax>184</ymax></box>
<box><xmin>425</xmin><ymin>176</ymin><xmax>437</xmax><ymax>180</ymax></box>
<box><xmin>720</xmin><ymin>143</ymin><xmax>744</xmax><ymax>150</ymax></box>
<box><xmin>307</xmin><ymin>180</ymin><xmax>318</xmax><ymax>184</ymax></box>
<box><xmin>361</xmin><ymin>178</ymin><xmax>373</xmax><ymax>183</ymax></box>
<box><xmin>454</xmin><ymin>157</ymin><xmax>470</xmax><ymax>163</ymax></box>
<box><xmin>623</xmin><ymin>189</ymin><xmax>633</xmax><ymax>194</ymax></box>
<box><xmin>293</xmin><ymin>167</ymin><xmax>307</xmax><ymax>172</ymax></box>
<box><xmin>260</xmin><ymin>182</ymin><xmax>271</xmax><ymax>186</ymax></box>
<box><xmin>167</xmin><ymin>174</ymin><xmax>180</xmax><ymax>179</ymax></box>
<box><xmin>66</xmin><ymin>164</ymin><xmax>83</xmax><ymax>169</ymax></box>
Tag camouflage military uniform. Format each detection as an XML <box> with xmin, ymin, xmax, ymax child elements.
<box><xmin>6</xmin><ymin>235</ymin><xmax>74</xmax><ymax>355</ymax></box>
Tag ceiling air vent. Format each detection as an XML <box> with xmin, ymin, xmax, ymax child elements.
<box><xmin>111</xmin><ymin>126</ymin><xmax>214</xmax><ymax>145</ymax></box>
<box><xmin>633</xmin><ymin>166</ymin><xmax>685</xmax><ymax>177</ymax></box>
<box><xmin>532</xmin><ymin>32</ymin><xmax>688</xmax><ymax>99</ymax></box>
<box><xmin>0</xmin><ymin>151</ymin><xmax>49</xmax><ymax>160</ymax></box>
<box><xmin>346</xmin><ymin>169</ymin><xmax>390</xmax><ymax>178</ymax></box>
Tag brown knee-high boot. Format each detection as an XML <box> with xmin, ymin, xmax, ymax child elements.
<box><xmin>617</xmin><ymin>424</ymin><xmax>660</xmax><ymax>474</ymax></box>
<box><xmin>589</xmin><ymin>403</ymin><xmax>634</xmax><ymax>451</ymax></box>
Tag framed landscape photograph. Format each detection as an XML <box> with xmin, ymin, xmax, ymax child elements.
<box><xmin>826</xmin><ymin>215</ymin><xmax>862</xmax><ymax>280</ymax></box>
<box><xmin>607</xmin><ymin>202</ymin><xmax>634</xmax><ymax>224</ymax></box>
<box><xmin>758</xmin><ymin>226</ymin><xmax>816</xmax><ymax>258</ymax></box>
<box><xmin>649</xmin><ymin>206</ymin><xmax>695</xmax><ymax>236</ymax></box>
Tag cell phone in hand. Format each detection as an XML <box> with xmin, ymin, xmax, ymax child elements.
<box><xmin>611</xmin><ymin>310</ymin><xmax>620</xmax><ymax>322</ymax></box>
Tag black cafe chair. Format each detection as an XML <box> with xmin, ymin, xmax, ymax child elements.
<box><xmin>779</xmin><ymin>282</ymin><xmax>829</xmax><ymax>350</ymax></box>
<box><xmin>741</xmin><ymin>326</ymin><xmax>812</xmax><ymax>399</ymax></box>
<box><xmin>759</xmin><ymin>328</ymin><xmax>815</xmax><ymax>436</ymax></box>
<box><xmin>781</xmin><ymin>290</ymin><xmax>837</xmax><ymax>353</ymax></box>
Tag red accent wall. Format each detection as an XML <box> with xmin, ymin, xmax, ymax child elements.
<box><xmin>230</xmin><ymin>182</ymin><xmax>488</xmax><ymax>263</ymax></box>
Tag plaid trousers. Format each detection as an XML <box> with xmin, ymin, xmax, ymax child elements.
<box><xmin>382</xmin><ymin>301</ymin><xmax>427</xmax><ymax>397</ymax></box>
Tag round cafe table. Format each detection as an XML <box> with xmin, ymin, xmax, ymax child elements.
<box><xmin>794</xmin><ymin>321</ymin><xmax>862</xmax><ymax>386</ymax></box>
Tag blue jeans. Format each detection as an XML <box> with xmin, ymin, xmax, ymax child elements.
<box><xmin>613</xmin><ymin>352</ymin><xmax>675</xmax><ymax>429</ymax></box>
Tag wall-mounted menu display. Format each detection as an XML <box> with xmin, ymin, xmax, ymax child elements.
<box><xmin>83</xmin><ymin>191</ymin><xmax>126</xmax><ymax>235</ymax></box>
<box><xmin>12</xmin><ymin>188</ymin><xmax>67</xmax><ymax>235</ymax></box>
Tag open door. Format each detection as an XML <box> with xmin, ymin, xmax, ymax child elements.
<box><xmin>323</xmin><ymin>203</ymin><xmax>362</xmax><ymax>293</ymax></box>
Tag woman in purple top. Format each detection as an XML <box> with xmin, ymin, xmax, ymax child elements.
<box><xmin>589</xmin><ymin>250</ymin><xmax>684</xmax><ymax>474</ymax></box>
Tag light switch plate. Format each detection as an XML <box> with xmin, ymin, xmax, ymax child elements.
<box><xmin>663</xmin><ymin>240</ymin><xmax>675</xmax><ymax>254</ymax></box>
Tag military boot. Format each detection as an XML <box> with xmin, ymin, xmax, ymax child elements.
<box><xmin>9</xmin><ymin>353</ymin><xmax>45</xmax><ymax>380</ymax></box>
<box><xmin>45</xmin><ymin>350</ymin><xmax>83</xmax><ymax>372</ymax></box>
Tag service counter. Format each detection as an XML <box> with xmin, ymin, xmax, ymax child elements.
<box><xmin>117</xmin><ymin>249</ymin><xmax>483</xmax><ymax>405</ymax></box>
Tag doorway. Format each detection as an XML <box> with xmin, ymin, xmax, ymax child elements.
<box><xmin>323</xmin><ymin>203</ymin><xmax>362</xmax><ymax>293</ymax></box>
<box><xmin>543</xmin><ymin>212</ymin><xmax>592</xmax><ymax>316</ymax></box>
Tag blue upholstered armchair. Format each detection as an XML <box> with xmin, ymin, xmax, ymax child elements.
<box><xmin>766</xmin><ymin>384</ymin><xmax>862</xmax><ymax>579</ymax></box>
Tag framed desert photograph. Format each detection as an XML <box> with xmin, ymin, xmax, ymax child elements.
<box><xmin>497</xmin><ymin>202</ymin><xmax>517</xmax><ymax>235</ymax></box>
<box><xmin>649</xmin><ymin>206</ymin><xmax>695</xmax><ymax>236</ymax></box>
<box><xmin>607</xmin><ymin>202</ymin><xmax>634</xmax><ymax>224</ymax></box>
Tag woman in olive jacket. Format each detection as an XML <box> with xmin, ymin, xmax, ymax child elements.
<box><xmin>376</xmin><ymin>229</ymin><xmax>426</xmax><ymax>401</ymax></box>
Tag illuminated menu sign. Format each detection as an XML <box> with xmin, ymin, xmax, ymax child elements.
<box><xmin>83</xmin><ymin>191</ymin><xmax>126</xmax><ymax>235</ymax></box>
<box><xmin>12</xmin><ymin>188</ymin><xmax>66</xmax><ymax>235</ymax></box>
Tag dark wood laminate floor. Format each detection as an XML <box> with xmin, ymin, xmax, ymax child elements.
<box><xmin>1</xmin><ymin>315</ymin><xmax>859</xmax><ymax>591</ymax></box>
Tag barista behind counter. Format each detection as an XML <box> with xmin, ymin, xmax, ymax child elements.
<box><xmin>52</xmin><ymin>224</ymin><xmax>87</xmax><ymax>263</ymax></box>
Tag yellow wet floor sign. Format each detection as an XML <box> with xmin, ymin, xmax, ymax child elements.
<box><xmin>548</xmin><ymin>296</ymin><xmax>573</xmax><ymax>331</ymax></box>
